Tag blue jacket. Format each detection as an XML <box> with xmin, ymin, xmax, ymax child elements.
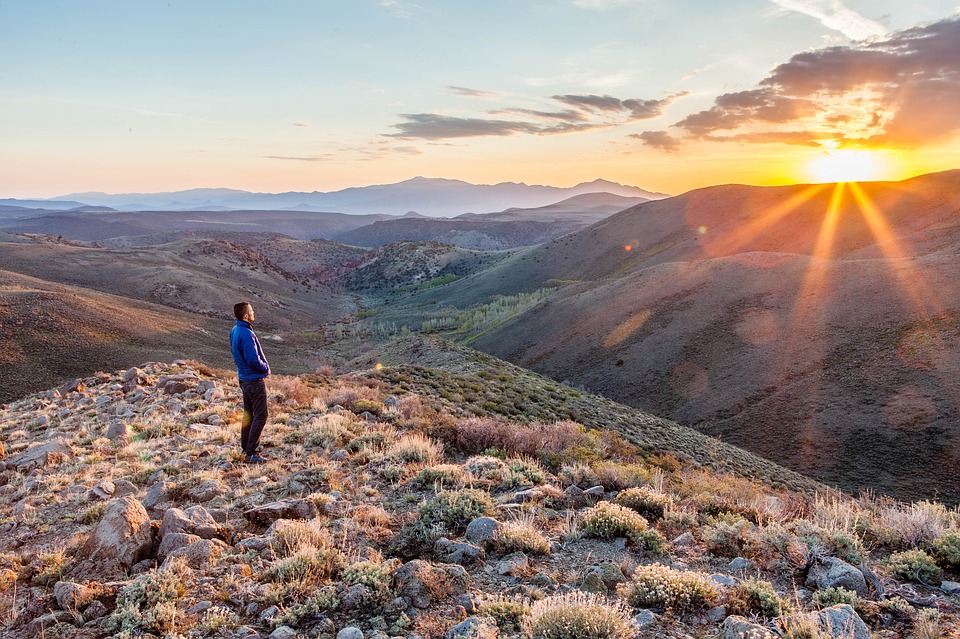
<box><xmin>230</xmin><ymin>320</ymin><xmax>271</xmax><ymax>381</ymax></box>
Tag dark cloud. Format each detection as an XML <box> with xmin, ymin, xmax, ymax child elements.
<box><xmin>673</xmin><ymin>16</ymin><xmax>960</xmax><ymax>148</ymax></box>
<box><xmin>447</xmin><ymin>86</ymin><xmax>498</xmax><ymax>97</ymax></box>
<box><xmin>554</xmin><ymin>92</ymin><xmax>686</xmax><ymax>120</ymax></box>
<box><xmin>389</xmin><ymin>114</ymin><xmax>543</xmax><ymax>139</ymax></box>
<box><xmin>388</xmin><ymin>91</ymin><xmax>685</xmax><ymax>140</ymax></box>
<box><xmin>292</xmin><ymin>122</ymin><xmax>309</xmax><ymax>128</ymax></box>
<box><xmin>631</xmin><ymin>130</ymin><xmax>681</xmax><ymax>152</ymax></box>
<box><xmin>675</xmin><ymin>88</ymin><xmax>818</xmax><ymax>134</ymax></box>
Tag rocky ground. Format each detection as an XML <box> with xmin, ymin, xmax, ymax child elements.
<box><xmin>0</xmin><ymin>360</ymin><xmax>958</xmax><ymax>639</ymax></box>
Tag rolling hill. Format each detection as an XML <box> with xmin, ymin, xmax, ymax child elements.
<box><xmin>373</xmin><ymin>170</ymin><xmax>960</xmax><ymax>501</ymax></box>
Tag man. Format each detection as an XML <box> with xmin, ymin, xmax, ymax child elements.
<box><xmin>230</xmin><ymin>302</ymin><xmax>270</xmax><ymax>464</ymax></box>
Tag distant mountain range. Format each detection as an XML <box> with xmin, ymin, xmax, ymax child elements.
<box><xmin>2</xmin><ymin>177</ymin><xmax>667</xmax><ymax>217</ymax></box>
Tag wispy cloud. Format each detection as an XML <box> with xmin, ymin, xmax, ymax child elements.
<box><xmin>292</xmin><ymin>122</ymin><xmax>309</xmax><ymax>128</ymax></box>
<box><xmin>388</xmin><ymin>92</ymin><xmax>685</xmax><ymax>140</ymax></box>
<box><xmin>571</xmin><ymin>0</ymin><xmax>634</xmax><ymax>9</ymax></box>
<box><xmin>378</xmin><ymin>0</ymin><xmax>420</xmax><ymax>18</ymax></box>
<box><xmin>447</xmin><ymin>86</ymin><xmax>500</xmax><ymax>97</ymax></box>
<box><xmin>263</xmin><ymin>154</ymin><xmax>333</xmax><ymax>162</ymax></box>
<box><xmin>770</xmin><ymin>0</ymin><xmax>886</xmax><ymax>40</ymax></box>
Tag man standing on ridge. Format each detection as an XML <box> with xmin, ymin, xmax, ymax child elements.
<box><xmin>230</xmin><ymin>302</ymin><xmax>270</xmax><ymax>464</ymax></box>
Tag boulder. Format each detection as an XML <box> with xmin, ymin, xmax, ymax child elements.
<box><xmin>143</xmin><ymin>481</ymin><xmax>174</xmax><ymax>511</ymax></box>
<box><xmin>720</xmin><ymin>616</ymin><xmax>777</xmax><ymax>639</ymax></box>
<box><xmin>435</xmin><ymin>538</ymin><xmax>485</xmax><ymax>565</ymax></box>
<box><xmin>338</xmin><ymin>628</ymin><xmax>365</xmax><ymax>639</ymax></box>
<box><xmin>158</xmin><ymin>532</ymin><xmax>202</xmax><ymax>562</ymax></box>
<box><xmin>465</xmin><ymin>517</ymin><xmax>500</xmax><ymax>546</ymax></box>
<box><xmin>105</xmin><ymin>422</ymin><xmax>130</xmax><ymax>440</ymax></box>
<box><xmin>164</xmin><ymin>538</ymin><xmax>227</xmax><ymax>569</ymax></box>
<box><xmin>446</xmin><ymin>617</ymin><xmax>499</xmax><ymax>639</ymax></box>
<box><xmin>9</xmin><ymin>440</ymin><xmax>74</xmax><ymax>471</ymax></box>
<box><xmin>80</xmin><ymin>496</ymin><xmax>153</xmax><ymax>571</ymax></box>
<box><xmin>244</xmin><ymin>498</ymin><xmax>318</xmax><ymax>526</ymax></box>
<box><xmin>59</xmin><ymin>379</ymin><xmax>85</xmax><ymax>395</ymax></box>
<box><xmin>804</xmin><ymin>557</ymin><xmax>868</xmax><ymax>596</ymax></box>
<box><xmin>159</xmin><ymin>505</ymin><xmax>221</xmax><ymax>539</ymax></box>
<box><xmin>785</xmin><ymin>604</ymin><xmax>870</xmax><ymax>639</ymax></box>
<box><xmin>496</xmin><ymin>552</ymin><xmax>529</xmax><ymax>576</ymax></box>
<box><xmin>54</xmin><ymin>581</ymin><xmax>104</xmax><ymax>610</ymax></box>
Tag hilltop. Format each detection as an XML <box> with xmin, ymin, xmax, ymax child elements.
<box><xmin>0</xmin><ymin>356</ymin><xmax>958</xmax><ymax>639</ymax></box>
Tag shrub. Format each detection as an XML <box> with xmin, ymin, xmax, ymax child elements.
<box><xmin>342</xmin><ymin>560</ymin><xmax>395</xmax><ymax>596</ymax></box>
<box><xmin>410</xmin><ymin>464</ymin><xmax>468</xmax><ymax>489</ymax></box>
<box><xmin>387</xmin><ymin>433</ymin><xmax>443</xmax><ymax>464</ymax></box>
<box><xmin>726</xmin><ymin>578</ymin><xmax>790</xmax><ymax>619</ymax></box>
<box><xmin>262</xmin><ymin>545</ymin><xmax>345</xmax><ymax>589</ymax></box>
<box><xmin>522</xmin><ymin>592</ymin><xmax>633</xmax><ymax>639</ymax></box>
<box><xmin>270</xmin><ymin>586</ymin><xmax>339</xmax><ymax>627</ymax></box>
<box><xmin>619</xmin><ymin>563</ymin><xmax>718</xmax><ymax>612</ymax></box>
<box><xmin>267</xmin><ymin>375</ymin><xmax>321</xmax><ymax>406</ymax></box>
<box><xmin>813</xmin><ymin>586</ymin><xmax>860</xmax><ymax>610</ymax></box>
<box><xmin>703</xmin><ymin>513</ymin><xmax>753</xmax><ymax>558</ymax></box>
<box><xmin>614</xmin><ymin>487</ymin><xmax>673</xmax><ymax>520</ymax></box>
<box><xmin>933</xmin><ymin>531</ymin><xmax>960</xmax><ymax>568</ymax></box>
<box><xmin>503</xmin><ymin>456</ymin><xmax>547</xmax><ymax>487</ymax></box>
<box><xmin>580</xmin><ymin>501</ymin><xmax>650</xmax><ymax>543</ymax></box>
<box><xmin>886</xmin><ymin>549</ymin><xmax>943</xmax><ymax>585</ymax></box>
<box><xmin>418</xmin><ymin>488</ymin><xmax>496</xmax><ymax>537</ymax></box>
<box><xmin>271</xmin><ymin>520</ymin><xmax>332</xmax><ymax>558</ymax></box>
<box><xmin>493</xmin><ymin>515</ymin><xmax>551</xmax><ymax>556</ymax></box>
<box><xmin>106</xmin><ymin>558</ymin><xmax>189</xmax><ymax>635</ymax></box>
<box><xmin>478</xmin><ymin>595</ymin><xmax>530</xmax><ymax>634</ymax></box>
<box><xmin>464</xmin><ymin>455</ymin><xmax>510</xmax><ymax>482</ymax></box>
<box><xmin>351</xmin><ymin>398</ymin><xmax>384</xmax><ymax>415</ymax></box>
<box><xmin>873</xmin><ymin>500</ymin><xmax>950</xmax><ymax>548</ymax></box>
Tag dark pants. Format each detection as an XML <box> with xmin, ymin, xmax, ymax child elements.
<box><xmin>239</xmin><ymin>378</ymin><xmax>268</xmax><ymax>456</ymax></box>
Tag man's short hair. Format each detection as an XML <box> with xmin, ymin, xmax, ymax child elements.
<box><xmin>234</xmin><ymin>302</ymin><xmax>252</xmax><ymax>320</ymax></box>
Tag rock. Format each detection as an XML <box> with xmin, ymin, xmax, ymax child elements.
<box><xmin>706</xmin><ymin>605</ymin><xmax>727</xmax><ymax>623</ymax></box>
<box><xmin>83</xmin><ymin>599</ymin><xmax>109</xmax><ymax>621</ymax></box>
<box><xmin>384</xmin><ymin>395</ymin><xmax>400</xmax><ymax>411</ymax></box>
<box><xmin>113</xmin><ymin>479</ymin><xmax>137</xmax><ymax>498</ymax></box>
<box><xmin>270</xmin><ymin>627</ymin><xmax>299</xmax><ymax>639</ymax></box>
<box><xmin>580</xmin><ymin>570</ymin><xmax>607</xmax><ymax>594</ymax></box>
<box><xmin>583</xmin><ymin>485</ymin><xmax>605</xmax><ymax>498</ymax></box>
<box><xmin>456</xmin><ymin>593</ymin><xmax>478</xmax><ymax>615</ymax></box>
<box><xmin>80</xmin><ymin>496</ymin><xmax>153</xmax><ymax>572</ymax></box>
<box><xmin>159</xmin><ymin>505</ymin><xmax>221</xmax><ymax>539</ymax></box>
<box><xmin>673</xmin><ymin>532</ymin><xmax>696</xmax><ymax>546</ymax></box>
<box><xmin>465</xmin><ymin>517</ymin><xmax>500</xmax><ymax>546</ymax></box>
<box><xmin>9</xmin><ymin>440</ymin><xmax>74</xmax><ymax>471</ymax></box>
<box><xmin>394</xmin><ymin>560</ymin><xmax>469</xmax><ymax>609</ymax></box>
<box><xmin>941</xmin><ymin>580</ymin><xmax>960</xmax><ymax>595</ymax></box>
<box><xmin>27</xmin><ymin>611</ymin><xmax>75</xmax><ymax>635</ymax></box>
<box><xmin>632</xmin><ymin>609</ymin><xmax>657</xmax><ymax>629</ymax></box>
<box><xmin>497</xmin><ymin>552</ymin><xmax>529</xmax><ymax>576</ymax></box>
<box><xmin>186</xmin><ymin>479</ymin><xmax>224</xmax><ymax>502</ymax></box>
<box><xmin>710</xmin><ymin>573</ymin><xmax>738</xmax><ymax>588</ymax></box>
<box><xmin>105</xmin><ymin>422</ymin><xmax>130</xmax><ymax>440</ymax></box>
<box><xmin>143</xmin><ymin>481</ymin><xmax>174</xmax><ymax>511</ymax></box>
<box><xmin>158</xmin><ymin>532</ymin><xmax>202</xmax><ymax>562</ymax></box>
<box><xmin>511</xmin><ymin>488</ymin><xmax>543</xmax><ymax>503</ymax></box>
<box><xmin>531</xmin><ymin>572</ymin><xmax>557</xmax><ymax>589</ymax></box>
<box><xmin>804</xmin><ymin>557</ymin><xmax>868</xmax><ymax>596</ymax></box>
<box><xmin>788</xmin><ymin>604</ymin><xmax>870</xmax><ymax>639</ymax></box>
<box><xmin>588</xmin><ymin>562</ymin><xmax>627</xmax><ymax>590</ymax></box>
<box><xmin>87</xmin><ymin>480</ymin><xmax>116</xmax><ymax>501</ymax></box>
<box><xmin>188</xmin><ymin>600</ymin><xmax>214</xmax><ymax>615</ymax></box>
<box><xmin>59</xmin><ymin>378</ymin><xmax>85</xmax><ymax>395</ymax></box>
<box><xmin>244</xmin><ymin>498</ymin><xmax>318</xmax><ymax>525</ymax></box>
<box><xmin>164</xmin><ymin>538</ymin><xmax>227</xmax><ymax>569</ymax></box>
<box><xmin>729</xmin><ymin>557</ymin><xmax>753</xmax><ymax>572</ymax></box>
<box><xmin>445</xmin><ymin>617</ymin><xmax>499</xmax><ymax>639</ymax></box>
<box><xmin>435</xmin><ymin>538</ymin><xmax>485</xmax><ymax>565</ymax></box>
<box><xmin>719</xmin><ymin>616</ymin><xmax>777</xmax><ymax>639</ymax></box>
<box><xmin>338</xmin><ymin>628</ymin><xmax>365</xmax><ymax>639</ymax></box>
<box><xmin>123</xmin><ymin>367</ymin><xmax>145</xmax><ymax>383</ymax></box>
<box><xmin>54</xmin><ymin>581</ymin><xmax>100</xmax><ymax>610</ymax></box>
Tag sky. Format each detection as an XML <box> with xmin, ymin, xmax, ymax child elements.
<box><xmin>2</xmin><ymin>0</ymin><xmax>959</xmax><ymax>198</ymax></box>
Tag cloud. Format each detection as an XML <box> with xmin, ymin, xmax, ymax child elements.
<box><xmin>388</xmin><ymin>91</ymin><xmax>685</xmax><ymax>140</ymax></box>
<box><xmin>571</xmin><ymin>0</ymin><xmax>633</xmax><ymax>9</ymax></box>
<box><xmin>447</xmin><ymin>86</ymin><xmax>499</xmax><ymax>97</ymax></box>
<box><xmin>770</xmin><ymin>0</ymin><xmax>887</xmax><ymax>40</ymax></box>
<box><xmin>631</xmin><ymin>130</ymin><xmax>681</xmax><ymax>152</ymax></box>
<box><xmin>704</xmin><ymin>131</ymin><xmax>826</xmax><ymax>146</ymax></box>
<box><xmin>293</xmin><ymin>122</ymin><xmax>309</xmax><ymax>128</ymax></box>
<box><xmin>389</xmin><ymin>114</ymin><xmax>543</xmax><ymax>139</ymax></box>
<box><xmin>263</xmin><ymin>155</ymin><xmax>332</xmax><ymax>162</ymax></box>
<box><xmin>668</xmin><ymin>16</ymin><xmax>960</xmax><ymax>150</ymax></box>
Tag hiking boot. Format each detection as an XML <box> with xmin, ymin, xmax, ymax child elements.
<box><xmin>244</xmin><ymin>454</ymin><xmax>268</xmax><ymax>464</ymax></box>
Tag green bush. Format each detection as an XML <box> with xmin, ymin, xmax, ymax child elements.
<box><xmin>493</xmin><ymin>517</ymin><xmax>552</xmax><ymax>556</ymax></box>
<box><xmin>410</xmin><ymin>464</ymin><xmax>468</xmax><ymax>489</ymax></box>
<box><xmin>614</xmin><ymin>486</ymin><xmax>673</xmax><ymax>520</ymax></box>
<box><xmin>522</xmin><ymin>592</ymin><xmax>633</xmax><ymax>639</ymax></box>
<box><xmin>106</xmin><ymin>558</ymin><xmax>189</xmax><ymax>635</ymax></box>
<box><xmin>813</xmin><ymin>586</ymin><xmax>860</xmax><ymax>609</ymax></box>
<box><xmin>726</xmin><ymin>578</ymin><xmax>789</xmax><ymax>618</ymax></box>
<box><xmin>886</xmin><ymin>549</ymin><xmax>943</xmax><ymax>585</ymax></box>
<box><xmin>934</xmin><ymin>531</ymin><xmax>960</xmax><ymax>568</ymax></box>
<box><xmin>418</xmin><ymin>488</ymin><xmax>496</xmax><ymax>537</ymax></box>
<box><xmin>478</xmin><ymin>595</ymin><xmax>530</xmax><ymax>634</ymax></box>
<box><xmin>580</xmin><ymin>501</ymin><xmax>650</xmax><ymax>544</ymax></box>
<box><xmin>703</xmin><ymin>513</ymin><xmax>752</xmax><ymax>558</ymax></box>
<box><xmin>342</xmin><ymin>560</ymin><xmax>395</xmax><ymax>596</ymax></box>
<box><xmin>619</xmin><ymin>563</ymin><xmax>718</xmax><ymax>612</ymax></box>
<box><xmin>502</xmin><ymin>456</ymin><xmax>547</xmax><ymax>488</ymax></box>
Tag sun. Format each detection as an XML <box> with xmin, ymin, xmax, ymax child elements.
<box><xmin>808</xmin><ymin>149</ymin><xmax>887</xmax><ymax>183</ymax></box>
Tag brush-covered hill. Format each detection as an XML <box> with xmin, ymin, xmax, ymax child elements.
<box><xmin>1</xmin><ymin>354</ymin><xmax>958</xmax><ymax>639</ymax></box>
<box><xmin>334</xmin><ymin>193</ymin><xmax>648</xmax><ymax>250</ymax></box>
<box><xmin>0</xmin><ymin>235</ymin><xmax>355</xmax><ymax>330</ymax></box>
<box><xmin>368</xmin><ymin>171</ymin><xmax>960</xmax><ymax>503</ymax></box>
